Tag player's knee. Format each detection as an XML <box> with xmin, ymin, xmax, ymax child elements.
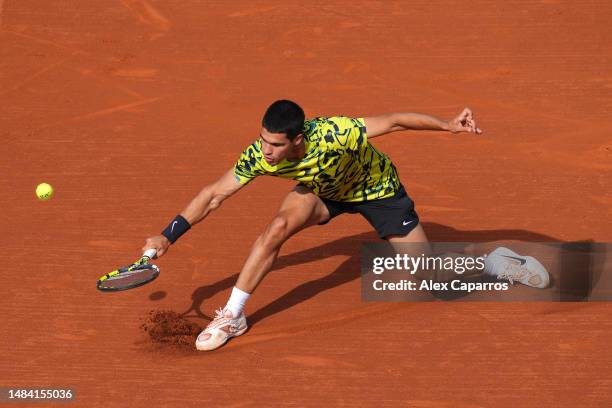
<box><xmin>262</xmin><ymin>216</ymin><xmax>289</xmax><ymax>247</ymax></box>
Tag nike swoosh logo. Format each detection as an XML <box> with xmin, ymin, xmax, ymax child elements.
<box><xmin>501</xmin><ymin>254</ymin><xmax>527</xmax><ymax>265</ymax></box>
<box><xmin>402</xmin><ymin>220</ymin><xmax>414</xmax><ymax>226</ymax></box>
<box><xmin>171</xmin><ymin>221</ymin><xmax>178</xmax><ymax>233</ymax></box>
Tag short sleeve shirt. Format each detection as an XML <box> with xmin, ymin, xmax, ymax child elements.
<box><xmin>233</xmin><ymin>116</ymin><xmax>400</xmax><ymax>202</ymax></box>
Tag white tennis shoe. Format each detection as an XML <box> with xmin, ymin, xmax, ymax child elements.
<box><xmin>195</xmin><ymin>308</ymin><xmax>248</xmax><ymax>351</ymax></box>
<box><xmin>485</xmin><ymin>247</ymin><xmax>550</xmax><ymax>288</ymax></box>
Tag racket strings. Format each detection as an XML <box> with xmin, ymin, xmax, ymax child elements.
<box><xmin>98</xmin><ymin>264</ymin><xmax>159</xmax><ymax>291</ymax></box>
<box><xmin>106</xmin><ymin>268</ymin><xmax>152</xmax><ymax>280</ymax></box>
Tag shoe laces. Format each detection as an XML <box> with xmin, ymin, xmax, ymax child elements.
<box><xmin>497</xmin><ymin>263</ymin><xmax>530</xmax><ymax>284</ymax></box>
<box><xmin>207</xmin><ymin>308</ymin><xmax>241</xmax><ymax>332</ymax></box>
<box><xmin>205</xmin><ymin>308</ymin><xmax>231</xmax><ymax>330</ymax></box>
<box><xmin>213</xmin><ymin>307</ymin><xmax>226</xmax><ymax>320</ymax></box>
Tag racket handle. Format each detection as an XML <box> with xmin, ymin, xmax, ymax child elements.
<box><xmin>143</xmin><ymin>248</ymin><xmax>157</xmax><ymax>259</ymax></box>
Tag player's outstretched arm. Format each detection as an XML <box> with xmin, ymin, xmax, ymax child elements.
<box><xmin>181</xmin><ymin>169</ymin><xmax>244</xmax><ymax>225</ymax></box>
<box><xmin>142</xmin><ymin>169</ymin><xmax>244</xmax><ymax>257</ymax></box>
<box><xmin>363</xmin><ymin>107</ymin><xmax>482</xmax><ymax>139</ymax></box>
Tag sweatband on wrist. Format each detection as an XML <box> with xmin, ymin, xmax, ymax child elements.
<box><xmin>161</xmin><ymin>215</ymin><xmax>191</xmax><ymax>244</ymax></box>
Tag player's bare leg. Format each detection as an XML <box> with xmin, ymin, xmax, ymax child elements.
<box><xmin>235</xmin><ymin>185</ymin><xmax>331</xmax><ymax>293</ymax></box>
<box><xmin>386</xmin><ymin>225</ymin><xmax>484</xmax><ymax>281</ymax></box>
<box><xmin>386</xmin><ymin>225</ymin><xmax>549</xmax><ymax>287</ymax></box>
<box><xmin>196</xmin><ymin>185</ymin><xmax>329</xmax><ymax>350</ymax></box>
<box><xmin>386</xmin><ymin>224</ymin><xmax>432</xmax><ymax>256</ymax></box>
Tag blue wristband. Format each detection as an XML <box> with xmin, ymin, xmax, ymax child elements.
<box><xmin>161</xmin><ymin>215</ymin><xmax>191</xmax><ymax>244</ymax></box>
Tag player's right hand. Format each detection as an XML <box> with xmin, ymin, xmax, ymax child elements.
<box><xmin>142</xmin><ymin>235</ymin><xmax>171</xmax><ymax>258</ymax></box>
<box><xmin>448</xmin><ymin>107</ymin><xmax>482</xmax><ymax>134</ymax></box>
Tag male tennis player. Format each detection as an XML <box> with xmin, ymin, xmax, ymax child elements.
<box><xmin>143</xmin><ymin>100</ymin><xmax>549</xmax><ymax>351</ymax></box>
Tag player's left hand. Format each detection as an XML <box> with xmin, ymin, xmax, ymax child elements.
<box><xmin>448</xmin><ymin>108</ymin><xmax>482</xmax><ymax>134</ymax></box>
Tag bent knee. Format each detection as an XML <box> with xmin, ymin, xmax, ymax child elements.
<box><xmin>261</xmin><ymin>216</ymin><xmax>290</xmax><ymax>247</ymax></box>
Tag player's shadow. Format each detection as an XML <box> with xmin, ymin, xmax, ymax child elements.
<box><xmin>179</xmin><ymin>222</ymin><xmax>566</xmax><ymax>325</ymax></box>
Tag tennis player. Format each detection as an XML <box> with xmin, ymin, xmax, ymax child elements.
<box><xmin>143</xmin><ymin>100</ymin><xmax>549</xmax><ymax>351</ymax></box>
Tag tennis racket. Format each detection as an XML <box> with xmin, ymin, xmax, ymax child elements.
<box><xmin>97</xmin><ymin>248</ymin><xmax>160</xmax><ymax>292</ymax></box>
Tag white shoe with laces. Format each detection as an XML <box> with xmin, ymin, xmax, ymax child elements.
<box><xmin>485</xmin><ymin>247</ymin><xmax>550</xmax><ymax>289</ymax></box>
<box><xmin>195</xmin><ymin>308</ymin><xmax>248</xmax><ymax>351</ymax></box>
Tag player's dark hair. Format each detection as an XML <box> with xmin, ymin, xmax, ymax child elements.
<box><xmin>262</xmin><ymin>100</ymin><xmax>305</xmax><ymax>141</ymax></box>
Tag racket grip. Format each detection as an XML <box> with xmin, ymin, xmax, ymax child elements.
<box><xmin>143</xmin><ymin>248</ymin><xmax>157</xmax><ymax>259</ymax></box>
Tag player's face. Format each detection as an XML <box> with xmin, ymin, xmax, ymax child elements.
<box><xmin>260</xmin><ymin>128</ymin><xmax>302</xmax><ymax>165</ymax></box>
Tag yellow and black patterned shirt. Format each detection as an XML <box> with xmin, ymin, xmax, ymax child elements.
<box><xmin>233</xmin><ymin>116</ymin><xmax>400</xmax><ymax>202</ymax></box>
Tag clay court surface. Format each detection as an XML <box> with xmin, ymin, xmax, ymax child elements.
<box><xmin>1</xmin><ymin>0</ymin><xmax>611</xmax><ymax>406</ymax></box>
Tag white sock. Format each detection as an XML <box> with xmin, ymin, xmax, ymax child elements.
<box><xmin>225</xmin><ymin>286</ymin><xmax>250</xmax><ymax>317</ymax></box>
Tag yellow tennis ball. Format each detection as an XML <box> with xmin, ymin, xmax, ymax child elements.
<box><xmin>36</xmin><ymin>183</ymin><xmax>54</xmax><ymax>201</ymax></box>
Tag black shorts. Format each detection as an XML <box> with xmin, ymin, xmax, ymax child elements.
<box><xmin>318</xmin><ymin>185</ymin><xmax>420</xmax><ymax>239</ymax></box>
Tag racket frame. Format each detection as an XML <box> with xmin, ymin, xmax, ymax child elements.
<box><xmin>96</xmin><ymin>249</ymin><xmax>160</xmax><ymax>292</ymax></box>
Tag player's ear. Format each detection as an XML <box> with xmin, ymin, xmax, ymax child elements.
<box><xmin>292</xmin><ymin>133</ymin><xmax>303</xmax><ymax>145</ymax></box>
